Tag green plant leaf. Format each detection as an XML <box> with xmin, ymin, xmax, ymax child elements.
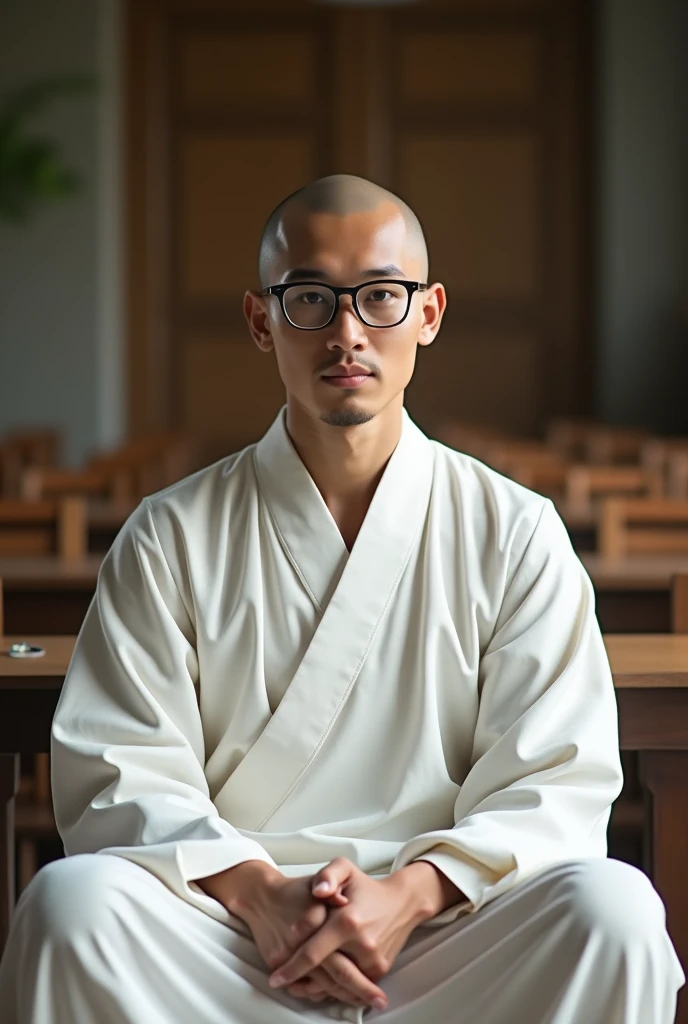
<box><xmin>0</xmin><ymin>74</ymin><xmax>95</xmax><ymax>224</ymax></box>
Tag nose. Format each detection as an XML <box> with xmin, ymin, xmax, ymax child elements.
<box><xmin>326</xmin><ymin>296</ymin><xmax>369</xmax><ymax>351</ymax></box>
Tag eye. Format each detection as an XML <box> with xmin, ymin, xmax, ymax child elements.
<box><xmin>298</xmin><ymin>291</ymin><xmax>325</xmax><ymax>305</ymax></box>
<box><xmin>368</xmin><ymin>289</ymin><xmax>394</xmax><ymax>302</ymax></box>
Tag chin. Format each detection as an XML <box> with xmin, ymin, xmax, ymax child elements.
<box><xmin>319</xmin><ymin>405</ymin><xmax>375</xmax><ymax>428</ymax></box>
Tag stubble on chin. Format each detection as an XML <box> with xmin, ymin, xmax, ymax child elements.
<box><xmin>320</xmin><ymin>407</ymin><xmax>375</xmax><ymax>428</ymax></box>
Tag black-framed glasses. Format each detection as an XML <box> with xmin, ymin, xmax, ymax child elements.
<box><xmin>259</xmin><ymin>279</ymin><xmax>428</xmax><ymax>330</ymax></box>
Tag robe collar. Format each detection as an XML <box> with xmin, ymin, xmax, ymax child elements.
<box><xmin>253</xmin><ymin>406</ymin><xmax>432</xmax><ymax>614</ymax></box>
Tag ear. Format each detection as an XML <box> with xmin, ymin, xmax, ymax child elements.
<box><xmin>417</xmin><ymin>282</ymin><xmax>447</xmax><ymax>348</ymax></box>
<box><xmin>244</xmin><ymin>291</ymin><xmax>275</xmax><ymax>353</ymax></box>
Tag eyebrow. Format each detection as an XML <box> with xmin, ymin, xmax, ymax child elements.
<box><xmin>281</xmin><ymin>264</ymin><xmax>406</xmax><ymax>283</ymax></box>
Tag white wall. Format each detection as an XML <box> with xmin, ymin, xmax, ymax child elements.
<box><xmin>0</xmin><ymin>0</ymin><xmax>123</xmax><ymax>464</ymax></box>
<box><xmin>596</xmin><ymin>0</ymin><xmax>688</xmax><ymax>432</ymax></box>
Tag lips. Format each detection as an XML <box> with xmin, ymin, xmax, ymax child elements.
<box><xmin>322</xmin><ymin>365</ymin><xmax>373</xmax><ymax>379</ymax></box>
<box><xmin>321</xmin><ymin>365</ymin><xmax>374</xmax><ymax>390</ymax></box>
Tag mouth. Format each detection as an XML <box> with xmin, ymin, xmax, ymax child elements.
<box><xmin>321</xmin><ymin>365</ymin><xmax>374</xmax><ymax>389</ymax></box>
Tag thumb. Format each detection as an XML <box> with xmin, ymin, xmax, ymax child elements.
<box><xmin>311</xmin><ymin>858</ymin><xmax>353</xmax><ymax>900</ymax></box>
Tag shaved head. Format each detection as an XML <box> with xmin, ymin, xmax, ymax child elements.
<box><xmin>258</xmin><ymin>174</ymin><xmax>428</xmax><ymax>286</ymax></box>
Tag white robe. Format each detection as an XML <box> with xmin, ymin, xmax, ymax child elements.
<box><xmin>0</xmin><ymin>408</ymin><xmax>683</xmax><ymax>1022</ymax></box>
<box><xmin>52</xmin><ymin>409</ymin><xmax>624</xmax><ymax>912</ymax></box>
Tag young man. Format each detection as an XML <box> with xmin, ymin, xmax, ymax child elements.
<box><xmin>0</xmin><ymin>175</ymin><xmax>683</xmax><ymax>1023</ymax></box>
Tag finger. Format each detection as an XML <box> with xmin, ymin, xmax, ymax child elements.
<box><xmin>311</xmin><ymin>967</ymin><xmax>367</xmax><ymax>1008</ymax></box>
<box><xmin>311</xmin><ymin>857</ymin><xmax>353</xmax><ymax>899</ymax></box>
<box><xmin>269</xmin><ymin>921</ymin><xmax>344</xmax><ymax>988</ymax></box>
<box><xmin>314</xmin><ymin>888</ymin><xmax>349</xmax><ymax>908</ymax></box>
<box><xmin>287</xmin><ymin>902</ymin><xmax>328</xmax><ymax>946</ymax></box>
<box><xmin>320</xmin><ymin>953</ymin><xmax>387</xmax><ymax>1009</ymax></box>
<box><xmin>286</xmin><ymin>979</ymin><xmax>329</xmax><ymax>1003</ymax></box>
<box><xmin>288</xmin><ymin>972</ymin><xmax>363</xmax><ymax>1008</ymax></box>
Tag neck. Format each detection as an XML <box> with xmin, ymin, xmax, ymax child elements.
<box><xmin>285</xmin><ymin>395</ymin><xmax>404</xmax><ymax>549</ymax></box>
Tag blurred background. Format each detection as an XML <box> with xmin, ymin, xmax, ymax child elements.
<box><xmin>0</xmin><ymin>0</ymin><xmax>686</xmax><ymax>468</ymax></box>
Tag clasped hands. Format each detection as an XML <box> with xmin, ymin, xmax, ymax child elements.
<box><xmin>220</xmin><ymin>857</ymin><xmax>460</xmax><ymax>1011</ymax></box>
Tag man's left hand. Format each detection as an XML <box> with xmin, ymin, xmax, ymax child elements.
<box><xmin>269</xmin><ymin>857</ymin><xmax>458</xmax><ymax>999</ymax></box>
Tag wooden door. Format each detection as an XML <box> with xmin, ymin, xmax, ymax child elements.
<box><xmin>126</xmin><ymin>0</ymin><xmax>594</xmax><ymax>461</ymax></box>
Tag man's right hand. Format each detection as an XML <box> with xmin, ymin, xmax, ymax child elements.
<box><xmin>196</xmin><ymin>860</ymin><xmax>387</xmax><ymax>1010</ymax></box>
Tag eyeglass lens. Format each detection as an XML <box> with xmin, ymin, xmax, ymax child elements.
<box><xmin>283</xmin><ymin>283</ymin><xmax>411</xmax><ymax>329</ymax></box>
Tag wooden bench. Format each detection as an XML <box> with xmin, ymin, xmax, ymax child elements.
<box><xmin>0</xmin><ymin>498</ymin><xmax>87</xmax><ymax>560</ymax></box>
<box><xmin>21</xmin><ymin>466</ymin><xmax>131</xmax><ymax>504</ymax></box>
<box><xmin>545</xmin><ymin>416</ymin><xmax>602</xmax><ymax>461</ymax></box>
<box><xmin>0</xmin><ymin>430</ymin><xmax>62</xmax><ymax>499</ymax></box>
<box><xmin>88</xmin><ymin>432</ymin><xmax>192</xmax><ymax>502</ymax></box>
<box><xmin>566</xmin><ymin>465</ymin><xmax>663</xmax><ymax>513</ymax></box>
<box><xmin>600</xmin><ymin>497</ymin><xmax>688</xmax><ymax>559</ymax></box>
<box><xmin>584</xmin><ymin>426</ymin><xmax>650</xmax><ymax>465</ymax></box>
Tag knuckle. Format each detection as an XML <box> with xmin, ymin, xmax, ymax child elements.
<box><xmin>333</xmin><ymin>957</ymin><xmax>353</xmax><ymax>982</ymax></box>
<box><xmin>340</xmin><ymin>910</ymin><xmax>361</xmax><ymax>933</ymax></box>
<box><xmin>374</xmin><ymin>954</ymin><xmax>391</xmax><ymax>976</ymax></box>
<box><xmin>266</xmin><ymin>949</ymin><xmax>284</xmax><ymax>969</ymax></box>
<box><xmin>304</xmin><ymin>906</ymin><xmax>327</xmax><ymax>929</ymax></box>
<box><xmin>358</xmin><ymin>933</ymin><xmax>378</xmax><ymax>954</ymax></box>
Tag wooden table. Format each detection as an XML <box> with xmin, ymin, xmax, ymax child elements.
<box><xmin>1</xmin><ymin>634</ymin><xmax>688</xmax><ymax>1017</ymax></box>
<box><xmin>0</xmin><ymin>557</ymin><xmax>101</xmax><ymax>635</ymax></box>
<box><xmin>583</xmin><ymin>554</ymin><xmax>688</xmax><ymax>633</ymax></box>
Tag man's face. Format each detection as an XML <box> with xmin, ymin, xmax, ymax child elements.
<box><xmin>245</xmin><ymin>202</ymin><xmax>446</xmax><ymax>427</ymax></box>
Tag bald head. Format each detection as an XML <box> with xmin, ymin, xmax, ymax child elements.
<box><xmin>258</xmin><ymin>174</ymin><xmax>428</xmax><ymax>286</ymax></box>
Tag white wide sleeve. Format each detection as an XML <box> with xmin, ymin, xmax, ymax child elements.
<box><xmin>51</xmin><ymin>499</ymin><xmax>277</xmax><ymax>922</ymax></box>
<box><xmin>392</xmin><ymin>499</ymin><xmax>623</xmax><ymax>924</ymax></box>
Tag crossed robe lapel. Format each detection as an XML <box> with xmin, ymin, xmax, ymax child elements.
<box><xmin>251</xmin><ymin>409</ymin><xmax>349</xmax><ymax>614</ymax></box>
<box><xmin>215</xmin><ymin>408</ymin><xmax>435</xmax><ymax>831</ymax></box>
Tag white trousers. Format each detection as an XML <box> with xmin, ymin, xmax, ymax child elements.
<box><xmin>0</xmin><ymin>854</ymin><xmax>684</xmax><ymax>1024</ymax></box>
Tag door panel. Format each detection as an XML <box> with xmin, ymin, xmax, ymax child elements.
<box><xmin>126</xmin><ymin>0</ymin><xmax>593</xmax><ymax>458</ymax></box>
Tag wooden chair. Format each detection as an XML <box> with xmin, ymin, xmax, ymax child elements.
<box><xmin>0</xmin><ymin>498</ymin><xmax>87</xmax><ymax>560</ymax></box>
<box><xmin>21</xmin><ymin>465</ymin><xmax>130</xmax><ymax>504</ymax></box>
<box><xmin>565</xmin><ymin>465</ymin><xmax>664</xmax><ymax>514</ymax></box>
<box><xmin>673</xmin><ymin>574</ymin><xmax>688</xmax><ymax>633</ymax></box>
<box><xmin>500</xmin><ymin>459</ymin><xmax>570</xmax><ymax>500</ymax></box>
<box><xmin>0</xmin><ymin>429</ymin><xmax>62</xmax><ymax>498</ymax></box>
<box><xmin>479</xmin><ymin>442</ymin><xmax>570</xmax><ymax>499</ymax></box>
<box><xmin>667</xmin><ymin>452</ymin><xmax>688</xmax><ymax>499</ymax></box>
<box><xmin>545</xmin><ymin>416</ymin><xmax>600</xmax><ymax>460</ymax></box>
<box><xmin>0</xmin><ymin>444</ymin><xmax>23</xmax><ymax>499</ymax></box>
<box><xmin>482</xmin><ymin>440</ymin><xmax>561</xmax><ymax>469</ymax></box>
<box><xmin>640</xmin><ymin>439</ymin><xmax>688</xmax><ymax>498</ymax></box>
<box><xmin>599</xmin><ymin>498</ymin><xmax>688</xmax><ymax>559</ymax></box>
<box><xmin>641</xmin><ymin>437</ymin><xmax>688</xmax><ymax>472</ymax></box>
<box><xmin>585</xmin><ymin>427</ymin><xmax>650</xmax><ymax>465</ymax></box>
<box><xmin>88</xmin><ymin>432</ymin><xmax>192</xmax><ymax>502</ymax></box>
<box><xmin>4</xmin><ymin>429</ymin><xmax>61</xmax><ymax>469</ymax></box>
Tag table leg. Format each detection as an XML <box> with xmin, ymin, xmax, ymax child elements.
<box><xmin>0</xmin><ymin>753</ymin><xmax>20</xmax><ymax>955</ymax></box>
<box><xmin>641</xmin><ymin>751</ymin><xmax>688</xmax><ymax>1024</ymax></box>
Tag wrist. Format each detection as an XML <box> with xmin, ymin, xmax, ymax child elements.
<box><xmin>196</xmin><ymin>859</ymin><xmax>283</xmax><ymax>917</ymax></box>
<box><xmin>391</xmin><ymin>861</ymin><xmax>463</xmax><ymax>923</ymax></box>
